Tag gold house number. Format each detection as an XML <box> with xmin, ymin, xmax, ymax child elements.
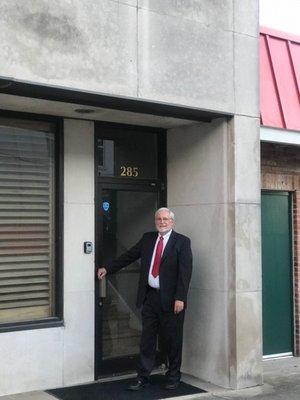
<box><xmin>120</xmin><ymin>166</ymin><xmax>139</xmax><ymax>177</ymax></box>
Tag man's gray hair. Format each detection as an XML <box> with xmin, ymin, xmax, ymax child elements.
<box><xmin>155</xmin><ymin>207</ymin><xmax>175</xmax><ymax>221</ymax></box>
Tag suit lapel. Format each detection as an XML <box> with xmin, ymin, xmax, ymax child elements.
<box><xmin>145</xmin><ymin>233</ymin><xmax>158</xmax><ymax>273</ymax></box>
<box><xmin>161</xmin><ymin>230</ymin><xmax>177</xmax><ymax>263</ymax></box>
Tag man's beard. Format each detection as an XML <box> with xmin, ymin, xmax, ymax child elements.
<box><xmin>158</xmin><ymin>227</ymin><xmax>171</xmax><ymax>234</ymax></box>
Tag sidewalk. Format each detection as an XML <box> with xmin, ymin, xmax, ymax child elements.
<box><xmin>186</xmin><ymin>356</ymin><xmax>300</xmax><ymax>399</ymax></box>
<box><xmin>1</xmin><ymin>357</ymin><xmax>300</xmax><ymax>400</ymax></box>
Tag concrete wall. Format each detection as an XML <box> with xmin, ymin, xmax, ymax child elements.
<box><xmin>0</xmin><ymin>0</ymin><xmax>260</xmax><ymax>393</ymax></box>
<box><xmin>0</xmin><ymin>0</ymin><xmax>258</xmax><ymax>115</ymax></box>
<box><xmin>167</xmin><ymin>120</ymin><xmax>231</xmax><ymax>387</ymax></box>
<box><xmin>0</xmin><ymin>119</ymin><xmax>95</xmax><ymax>396</ymax></box>
<box><xmin>229</xmin><ymin>116</ymin><xmax>262</xmax><ymax>389</ymax></box>
<box><xmin>167</xmin><ymin>116</ymin><xmax>262</xmax><ymax>389</ymax></box>
<box><xmin>63</xmin><ymin>119</ymin><xmax>95</xmax><ymax>385</ymax></box>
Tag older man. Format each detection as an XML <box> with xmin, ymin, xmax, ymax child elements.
<box><xmin>97</xmin><ymin>207</ymin><xmax>192</xmax><ymax>390</ymax></box>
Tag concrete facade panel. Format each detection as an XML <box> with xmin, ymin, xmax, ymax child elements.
<box><xmin>0</xmin><ymin>0</ymin><xmax>260</xmax><ymax>118</ymax></box>
<box><xmin>63</xmin><ymin>118</ymin><xmax>95</xmax><ymax>386</ymax></box>
<box><xmin>226</xmin><ymin>114</ymin><xmax>261</xmax><ymax>387</ymax></box>
<box><xmin>167</xmin><ymin>113</ymin><xmax>262</xmax><ymax>389</ymax></box>
<box><xmin>233</xmin><ymin>0</ymin><xmax>259</xmax><ymax>37</ymax></box>
<box><xmin>235</xmin><ymin>204</ymin><xmax>262</xmax><ymax>292</ymax></box>
<box><xmin>64</xmin><ymin>203</ymin><xmax>95</xmax><ymax>293</ymax></box>
<box><xmin>63</xmin><ymin>291</ymin><xmax>94</xmax><ymax>385</ymax></box>
<box><xmin>0</xmin><ymin>329</ymin><xmax>63</xmax><ymax>395</ymax></box>
<box><xmin>117</xmin><ymin>0</ymin><xmax>137</xmax><ymax>6</ymax></box>
<box><xmin>182</xmin><ymin>288</ymin><xmax>229</xmax><ymax>388</ymax></box>
<box><xmin>233</xmin><ymin>116</ymin><xmax>261</xmax><ymax>203</ymax></box>
<box><xmin>138</xmin><ymin>10</ymin><xmax>234</xmax><ymax>112</ymax></box>
<box><xmin>64</xmin><ymin>119</ymin><xmax>94</xmax><ymax>205</ymax></box>
<box><xmin>64</xmin><ymin>119</ymin><xmax>95</xmax><ymax>293</ymax></box>
<box><xmin>0</xmin><ymin>0</ymin><xmax>138</xmax><ymax>96</ymax></box>
<box><xmin>236</xmin><ymin>291</ymin><xmax>263</xmax><ymax>388</ymax></box>
<box><xmin>234</xmin><ymin>34</ymin><xmax>259</xmax><ymax>117</ymax></box>
<box><xmin>138</xmin><ymin>0</ymin><xmax>233</xmax><ymax>31</ymax></box>
<box><xmin>170</xmin><ymin>203</ymin><xmax>227</xmax><ymax>292</ymax></box>
<box><xmin>167</xmin><ymin>121</ymin><xmax>231</xmax><ymax>386</ymax></box>
<box><xmin>167</xmin><ymin>119</ymin><xmax>228</xmax><ymax>205</ymax></box>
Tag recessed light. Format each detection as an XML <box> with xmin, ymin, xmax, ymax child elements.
<box><xmin>74</xmin><ymin>108</ymin><xmax>95</xmax><ymax>114</ymax></box>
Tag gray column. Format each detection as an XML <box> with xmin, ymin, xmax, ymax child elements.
<box><xmin>63</xmin><ymin>119</ymin><xmax>95</xmax><ymax>385</ymax></box>
<box><xmin>167</xmin><ymin>116</ymin><xmax>262</xmax><ymax>389</ymax></box>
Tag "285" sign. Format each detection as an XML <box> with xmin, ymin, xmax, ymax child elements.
<box><xmin>120</xmin><ymin>166</ymin><xmax>139</xmax><ymax>177</ymax></box>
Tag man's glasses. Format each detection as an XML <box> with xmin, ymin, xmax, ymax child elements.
<box><xmin>155</xmin><ymin>217</ymin><xmax>172</xmax><ymax>222</ymax></box>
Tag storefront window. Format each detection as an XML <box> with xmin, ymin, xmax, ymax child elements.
<box><xmin>0</xmin><ymin>118</ymin><xmax>58</xmax><ymax>325</ymax></box>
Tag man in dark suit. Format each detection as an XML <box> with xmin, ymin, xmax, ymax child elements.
<box><xmin>97</xmin><ymin>207</ymin><xmax>192</xmax><ymax>390</ymax></box>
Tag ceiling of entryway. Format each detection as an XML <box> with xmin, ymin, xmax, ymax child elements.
<box><xmin>0</xmin><ymin>78</ymin><xmax>230</xmax><ymax>128</ymax></box>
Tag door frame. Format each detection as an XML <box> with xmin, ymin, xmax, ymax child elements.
<box><xmin>94</xmin><ymin>122</ymin><xmax>166</xmax><ymax>379</ymax></box>
<box><xmin>261</xmin><ymin>189</ymin><xmax>294</xmax><ymax>357</ymax></box>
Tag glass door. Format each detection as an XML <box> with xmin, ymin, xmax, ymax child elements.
<box><xmin>95</xmin><ymin>183</ymin><xmax>165</xmax><ymax>377</ymax></box>
<box><xmin>94</xmin><ymin>122</ymin><xmax>166</xmax><ymax>378</ymax></box>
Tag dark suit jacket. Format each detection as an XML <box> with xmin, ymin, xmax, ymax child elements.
<box><xmin>106</xmin><ymin>230</ymin><xmax>193</xmax><ymax>311</ymax></box>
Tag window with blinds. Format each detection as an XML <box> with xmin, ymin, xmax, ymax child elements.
<box><xmin>0</xmin><ymin>119</ymin><xmax>56</xmax><ymax>324</ymax></box>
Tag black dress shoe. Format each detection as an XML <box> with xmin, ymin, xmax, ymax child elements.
<box><xmin>164</xmin><ymin>380</ymin><xmax>180</xmax><ymax>390</ymax></box>
<box><xmin>127</xmin><ymin>378</ymin><xmax>149</xmax><ymax>391</ymax></box>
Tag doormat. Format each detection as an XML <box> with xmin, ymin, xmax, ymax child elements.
<box><xmin>47</xmin><ymin>374</ymin><xmax>206</xmax><ymax>400</ymax></box>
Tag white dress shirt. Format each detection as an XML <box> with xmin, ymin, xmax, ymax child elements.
<box><xmin>148</xmin><ymin>229</ymin><xmax>172</xmax><ymax>289</ymax></box>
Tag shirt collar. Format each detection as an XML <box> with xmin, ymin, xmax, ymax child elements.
<box><xmin>158</xmin><ymin>229</ymin><xmax>172</xmax><ymax>240</ymax></box>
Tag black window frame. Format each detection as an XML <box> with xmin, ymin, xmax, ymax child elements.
<box><xmin>95</xmin><ymin>121</ymin><xmax>167</xmax><ymax>187</ymax></box>
<box><xmin>0</xmin><ymin>110</ymin><xmax>64</xmax><ymax>333</ymax></box>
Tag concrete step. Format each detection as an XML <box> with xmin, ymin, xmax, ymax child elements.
<box><xmin>102</xmin><ymin>317</ymin><xmax>132</xmax><ymax>337</ymax></box>
<box><xmin>103</xmin><ymin>324</ymin><xmax>141</xmax><ymax>341</ymax></box>
<box><xmin>102</xmin><ymin>308</ymin><xmax>131</xmax><ymax>322</ymax></box>
<box><xmin>103</xmin><ymin>333</ymin><xmax>141</xmax><ymax>358</ymax></box>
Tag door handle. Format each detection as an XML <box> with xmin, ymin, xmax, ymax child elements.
<box><xmin>99</xmin><ymin>276</ymin><xmax>107</xmax><ymax>299</ymax></box>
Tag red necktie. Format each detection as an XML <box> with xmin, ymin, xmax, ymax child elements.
<box><xmin>152</xmin><ymin>236</ymin><xmax>164</xmax><ymax>278</ymax></box>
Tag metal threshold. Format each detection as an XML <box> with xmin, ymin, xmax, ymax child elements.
<box><xmin>263</xmin><ymin>352</ymin><xmax>293</xmax><ymax>360</ymax></box>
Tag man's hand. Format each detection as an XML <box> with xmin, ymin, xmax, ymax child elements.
<box><xmin>174</xmin><ymin>300</ymin><xmax>184</xmax><ymax>314</ymax></box>
<box><xmin>97</xmin><ymin>267</ymin><xmax>107</xmax><ymax>280</ymax></box>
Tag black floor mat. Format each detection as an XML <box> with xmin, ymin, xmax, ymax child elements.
<box><xmin>47</xmin><ymin>374</ymin><xmax>206</xmax><ymax>400</ymax></box>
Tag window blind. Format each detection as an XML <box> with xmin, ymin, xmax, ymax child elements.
<box><xmin>0</xmin><ymin>123</ymin><xmax>55</xmax><ymax>324</ymax></box>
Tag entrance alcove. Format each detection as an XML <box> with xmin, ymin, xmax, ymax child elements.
<box><xmin>167</xmin><ymin>119</ymin><xmax>231</xmax><ymax>386</ymax></box>
<box><xmin>0</xmin><ymin>80</ymin><xmax>262</xmax><ymax>391</ymax></box>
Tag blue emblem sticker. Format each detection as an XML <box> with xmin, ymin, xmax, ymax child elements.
<box><xmin>103</xmin><ymin>201</ymin><xmax>110</xmax><ymax>212</ymax></box>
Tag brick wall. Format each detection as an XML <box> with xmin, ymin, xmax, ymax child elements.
<box><xmin>261</xmin><ymin>142</ymin><xmax>300</xmax><ymax>190</ymax></box>
<box><xmin>261</xmin><ymin>142</ymin><xmax>300</xmax><ymax>355</ymax></box>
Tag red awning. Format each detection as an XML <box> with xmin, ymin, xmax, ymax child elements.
<box><xmin>260</xmin><ymin>27</ymin><xmax>300</xmax><ymax>131</ymax></box>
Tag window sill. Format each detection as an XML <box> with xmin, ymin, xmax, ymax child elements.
<box><xmin>0</xmin><ymin>318</ymin><xmax>64</xmax><ymax>333</ymax></box>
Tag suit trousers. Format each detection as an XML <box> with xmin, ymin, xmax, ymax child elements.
<box><xmin>137</xmin><ymin>286</ymin><xmax>185</xmax><ymax>382</ymax></box>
